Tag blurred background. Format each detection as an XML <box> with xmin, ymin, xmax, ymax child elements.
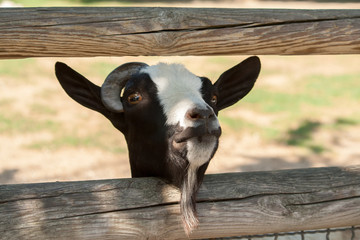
<box><xmin>0</xmin><ymin>0</ymin><xmax>359</xmax><ymax>184</ymax></box>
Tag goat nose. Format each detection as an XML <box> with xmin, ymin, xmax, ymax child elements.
<box><xmin>186</xmin><ymin>107</ymin><xmax>215</xmax><ymax>121</ymax></box>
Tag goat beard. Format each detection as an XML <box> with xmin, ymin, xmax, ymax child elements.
<box><xmin>180</xmin><ymin>164</ymin><xmax>202</xmax><ymax>235</ymax></box>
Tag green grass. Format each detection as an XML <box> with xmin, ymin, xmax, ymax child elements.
<box><xmin>220</xmin><ymin>72</ymin><xmax>360</xmax><ymax>153</ymax></box>
<box><xmin>243</xmin><ymin>89</ymin><xmax>330</xmax><ymax>114</ymax></box>
<box><xmin>28</xmin><ymin>135</ymin><xmax>96</xmax><ymax>149</ymax></box>
<box><xmin>208</xmin><ymin>57</ymin><xmax>239</xmax><ymax>66</ymax></box>
<box><xmin>219</xmin><ymin>114</ymin><xmax>281</xmax><ymax>140</ymax></box>
<box><xmin>27</xmin><ymin>131</ymin><xmax>127</xmax><ymax>153</ymax></box>
<box><xmin>238</xmin><ymin>73</ymin><xmax>360</xmax><ymax>126</ymax></box>
<box><xmin>334</xmin><ymin>117</ymin><xmax>359</xmax><ymax>126</ymax></box>
<box><xmin>219</xmin><ymin>115</ymin><xmax>257</xmax><ymax>131</ymax></box>
<box><xmin>30</xmin><ymin>103</ymin><xmax>58</xmax><ymax>115</ymax></box>
<box><xmin>242</xmin><ymin>73</ymin><xmax>359</xmax><ymax>114</ymax></box>
<box><xmin>0</xmin><ymin>112</ymin><xmax>60</xmax><ymax>135</ymax></box>
<box><xmin>0</xmin><ymin>59</ymin><xmax>38</xmax><ymax>81</ymax></box>
<box><xmin>88</xmin><ymin>62</ymin><xmax>120</xmax><ymax>79</ymax></box>
<box><xmin>306</xmin><ymin>74</ymin><xmax>360</xmax><ymax>100</ymax></box>
<box><xmin>0</xmin><ymin>101</ymin><xmax>124</xmax><ymax>153</ymax></box>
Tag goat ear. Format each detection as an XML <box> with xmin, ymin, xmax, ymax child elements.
<box><xmin>214</xmin><ymin>56</ymin><xmax>261</xmax><ymax>111</ymax></box>
<box><xmin>55</xmin><ymin>62</ymin><xmax>125</xmax><ymax>131</ymax></box>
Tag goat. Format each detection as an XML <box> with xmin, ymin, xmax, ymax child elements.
<box><xmin>55</xmin><ymin>56</ymin><xmax>261</xmax><ymax>234</ymax></box>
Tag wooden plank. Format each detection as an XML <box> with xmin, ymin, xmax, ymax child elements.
<box><xmin>0</xmin><ymin>8</ymin><xmax>359</xmax><ymax>58</ymax></box>
<box><xmin>0</xmin><ymin>166</ymin><xmax>360</xmax><ymax>239</ymax></box>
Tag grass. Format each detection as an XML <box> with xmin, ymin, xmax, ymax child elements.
<box><xmin>27</xmin><ymin>131</ymin><xmax>127</xmax><ymax>153</ymax></box>
<box><xmin>306</xmin><ymin>74</ymin><xmax>360</xmax><ymax>100</ymax></box>
<box><xmin>284</xmin><ymin>120</ymin><xmax>326</xmax><ymax>154</ymax></box>
<box><xmin>241</xmin><ymin>73</ymin><xmax>360</xmax><ymax>115</ymax></box>
<box><xmin>242</xmin><ymin>89</ymin><xmax>330</xmax><ymax>114</ymax></box>
<box><xmin>219</xmin><ymin>69</ymin><xmax>360</xmax><ymax>154</ymax></box>
<box><xmin>0</xmin><ymin>59</ymin><xmax>38</xmax><ymax>81</ymax></box>
<box><xmin>280</xmin><ymin>116</ymin><xmax>360</xmax><ymax>154</ymax></box>
<box><xmin>219</xmin><ymin>114</ymin><xmax>282</xmax><ymax>141</ymax></box>
<box><xmin>219</xmin><ymin>116</ymin><xmax>257</xmax><ymax>131</ymax></box>
<box><xmin>0</xmin><ymin>112</ymin><xmax>60</xmax><ymax>135</ymax></box>
<box><xmin>334</xmin><ymin>117</ymin><xmax>359</xmax><ymax>126</ymax></box>
<box><xmin>88</xmin><ymin>61</ymin><xmax>120</xmax><ymax>79</ymax></box>
<box><xmin>30</xmin><ymin>103</ymin><xmax>58</xmax><ymax>115</ymax></box>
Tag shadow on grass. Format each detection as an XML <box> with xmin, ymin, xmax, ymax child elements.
<box><xmin>0</xmin><ymin>169</ymin><xmax>18</xmax><ymax>184</ymax></box>
<box><xmin>238</xmin><ymin>156</ymin><xmax>313</xmax><ymax>172</ymax></box>
<box><xmin>334</xmin><ymin>117</ymin><xmax>358</xmax><ymax>126</ymax></box>
<box><xmin>285</xmin><ymin>117</ymin><xmax>359</xmax><ymax>154</ymax></box>
<box><xmin>285</xmin><ymin>120</ymin><xmax>326</xmax><ymax>154</ymax></box>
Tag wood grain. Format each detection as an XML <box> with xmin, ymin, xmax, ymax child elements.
<box><xmin>0</xmin><ymin>8</ymin><xmax>359</xmax><ymax>58</ymax></box>
<box><xmin>1</xmin><ymin>166</ymin><xmax>359</xmax><ymax>239</ymax></box>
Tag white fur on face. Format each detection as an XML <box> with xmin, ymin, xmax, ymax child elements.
<box><xmin>142</xmin><ymin>63</ymin><xmax>213</xmax><ymax>128</ymax></box>
<box><xmin>141</xmin><ymin>63</ymin><xmax>220</xmax><ymax>165</ymax></box>
<box><xmin>187</xmin><ymin>137</ymin><xmax>217</xmax><ymax>167</ymax></box>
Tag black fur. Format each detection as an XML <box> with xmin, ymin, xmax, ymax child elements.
<box><xmin>55</xmin><ymin>56</ymin><xmax>261</xmax><ymax>233</ymax></box>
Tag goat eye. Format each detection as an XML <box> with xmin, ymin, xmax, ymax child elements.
<box><xmin>127</xmin><ymin>92</ymin><xmax>142</xmax><ymax>105</ymax></box>
<box><xmin>211</xmin><ymin>95</ymin><xmax>218</xmax><ymax>105</ymax></box>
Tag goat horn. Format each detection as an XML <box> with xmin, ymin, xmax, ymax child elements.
<box><xmin>101</xmin><ymin>62</ymin><xmax>148</xmax><ymax>112</ymax></box>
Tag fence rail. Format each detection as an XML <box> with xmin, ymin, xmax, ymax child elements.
<box><xmin>0</xmin><ymin>8</ymin><xmax>359</xmax><ymax>58</ymax></box>
<box><xmin>1</xmin><ymin>166</ymin><xmax>360</xmax><ymax>239</ymax></box>
<box><xmin>1</xmin><ymin>6</ymin><xmax>360</xmax><ymax>240</ymax></box>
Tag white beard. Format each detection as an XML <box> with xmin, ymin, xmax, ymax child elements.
<box><xmin>186</xmin><ymin>136</ymin><xmax>217</xmax><ymax>167</ymax></box>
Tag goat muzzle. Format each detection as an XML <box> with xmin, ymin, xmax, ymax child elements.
<box><xmin>173</xmin><ymin>125</ymin><xmax>221</xmax><ymax>144</ymax></box>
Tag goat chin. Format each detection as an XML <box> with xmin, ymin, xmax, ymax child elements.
<box><xmin>181</xmin><ymin>164</ymin><xmax>201</xmax><ymax>235</ymax></box>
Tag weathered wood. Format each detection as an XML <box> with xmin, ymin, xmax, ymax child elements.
<box><xmin>0</xmin><ymin>8</ymin><xmax>359</xmax><ymax>59</ymax></box>
<box><xmin>0</xmin><ymin>166</ymin><xmax>359</xmax><ymax>239</ymax></box>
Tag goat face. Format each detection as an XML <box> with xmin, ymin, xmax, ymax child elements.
<box><xmin>55</xmin><ymin>56</ymin><xmax>261</xmax><ymax>234</ymax></box>
<box><xmin>141</xmin><ymin>63</ymin><xmax>222</xmax><ymax>170</ymax></box>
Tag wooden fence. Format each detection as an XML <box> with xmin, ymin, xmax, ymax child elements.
<box><xmin>1</xmin><ymin>167</ymin><xmax>360</xmax><ymax>239</ymax></box>
<box><xmin>0</xmin><ymin>8</ymin><xmax>359</xmax><ymax>58</ymax></box>
<box><xmin>0</xmin><ymin>7</ymin><xmax>359</xmax><ymax>240</ymax></box>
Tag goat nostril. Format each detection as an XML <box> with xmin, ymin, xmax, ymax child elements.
<box><xmin>186</xmin><ymin>108</ymin><xmax>215</xmax><ymax>121</ymax></box>
<box><xmin>187</xmin><ymin>111</ymin><xmax>201</xmax><ymax>120</ymax></box>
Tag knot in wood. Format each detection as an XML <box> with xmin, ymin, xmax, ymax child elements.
<box><xmin>157</xmin><ymin>8</ymin><xmax>186</xmax><ymax>30</ymax></box>
<box><xmin>154</xmin><ymin>32</ymin><xmax>177</xmax><ymax>51</ymax></box>
<box><xmin>158</xmin><ymin>9</ymin><xmax>177</xmax><ymax>24</ymax></box>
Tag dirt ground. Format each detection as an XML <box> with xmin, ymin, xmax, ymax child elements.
<box><xmin>1</xmin><ymin>0</ymin><xmax>360</xmax><ymax>185</ymax></box>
